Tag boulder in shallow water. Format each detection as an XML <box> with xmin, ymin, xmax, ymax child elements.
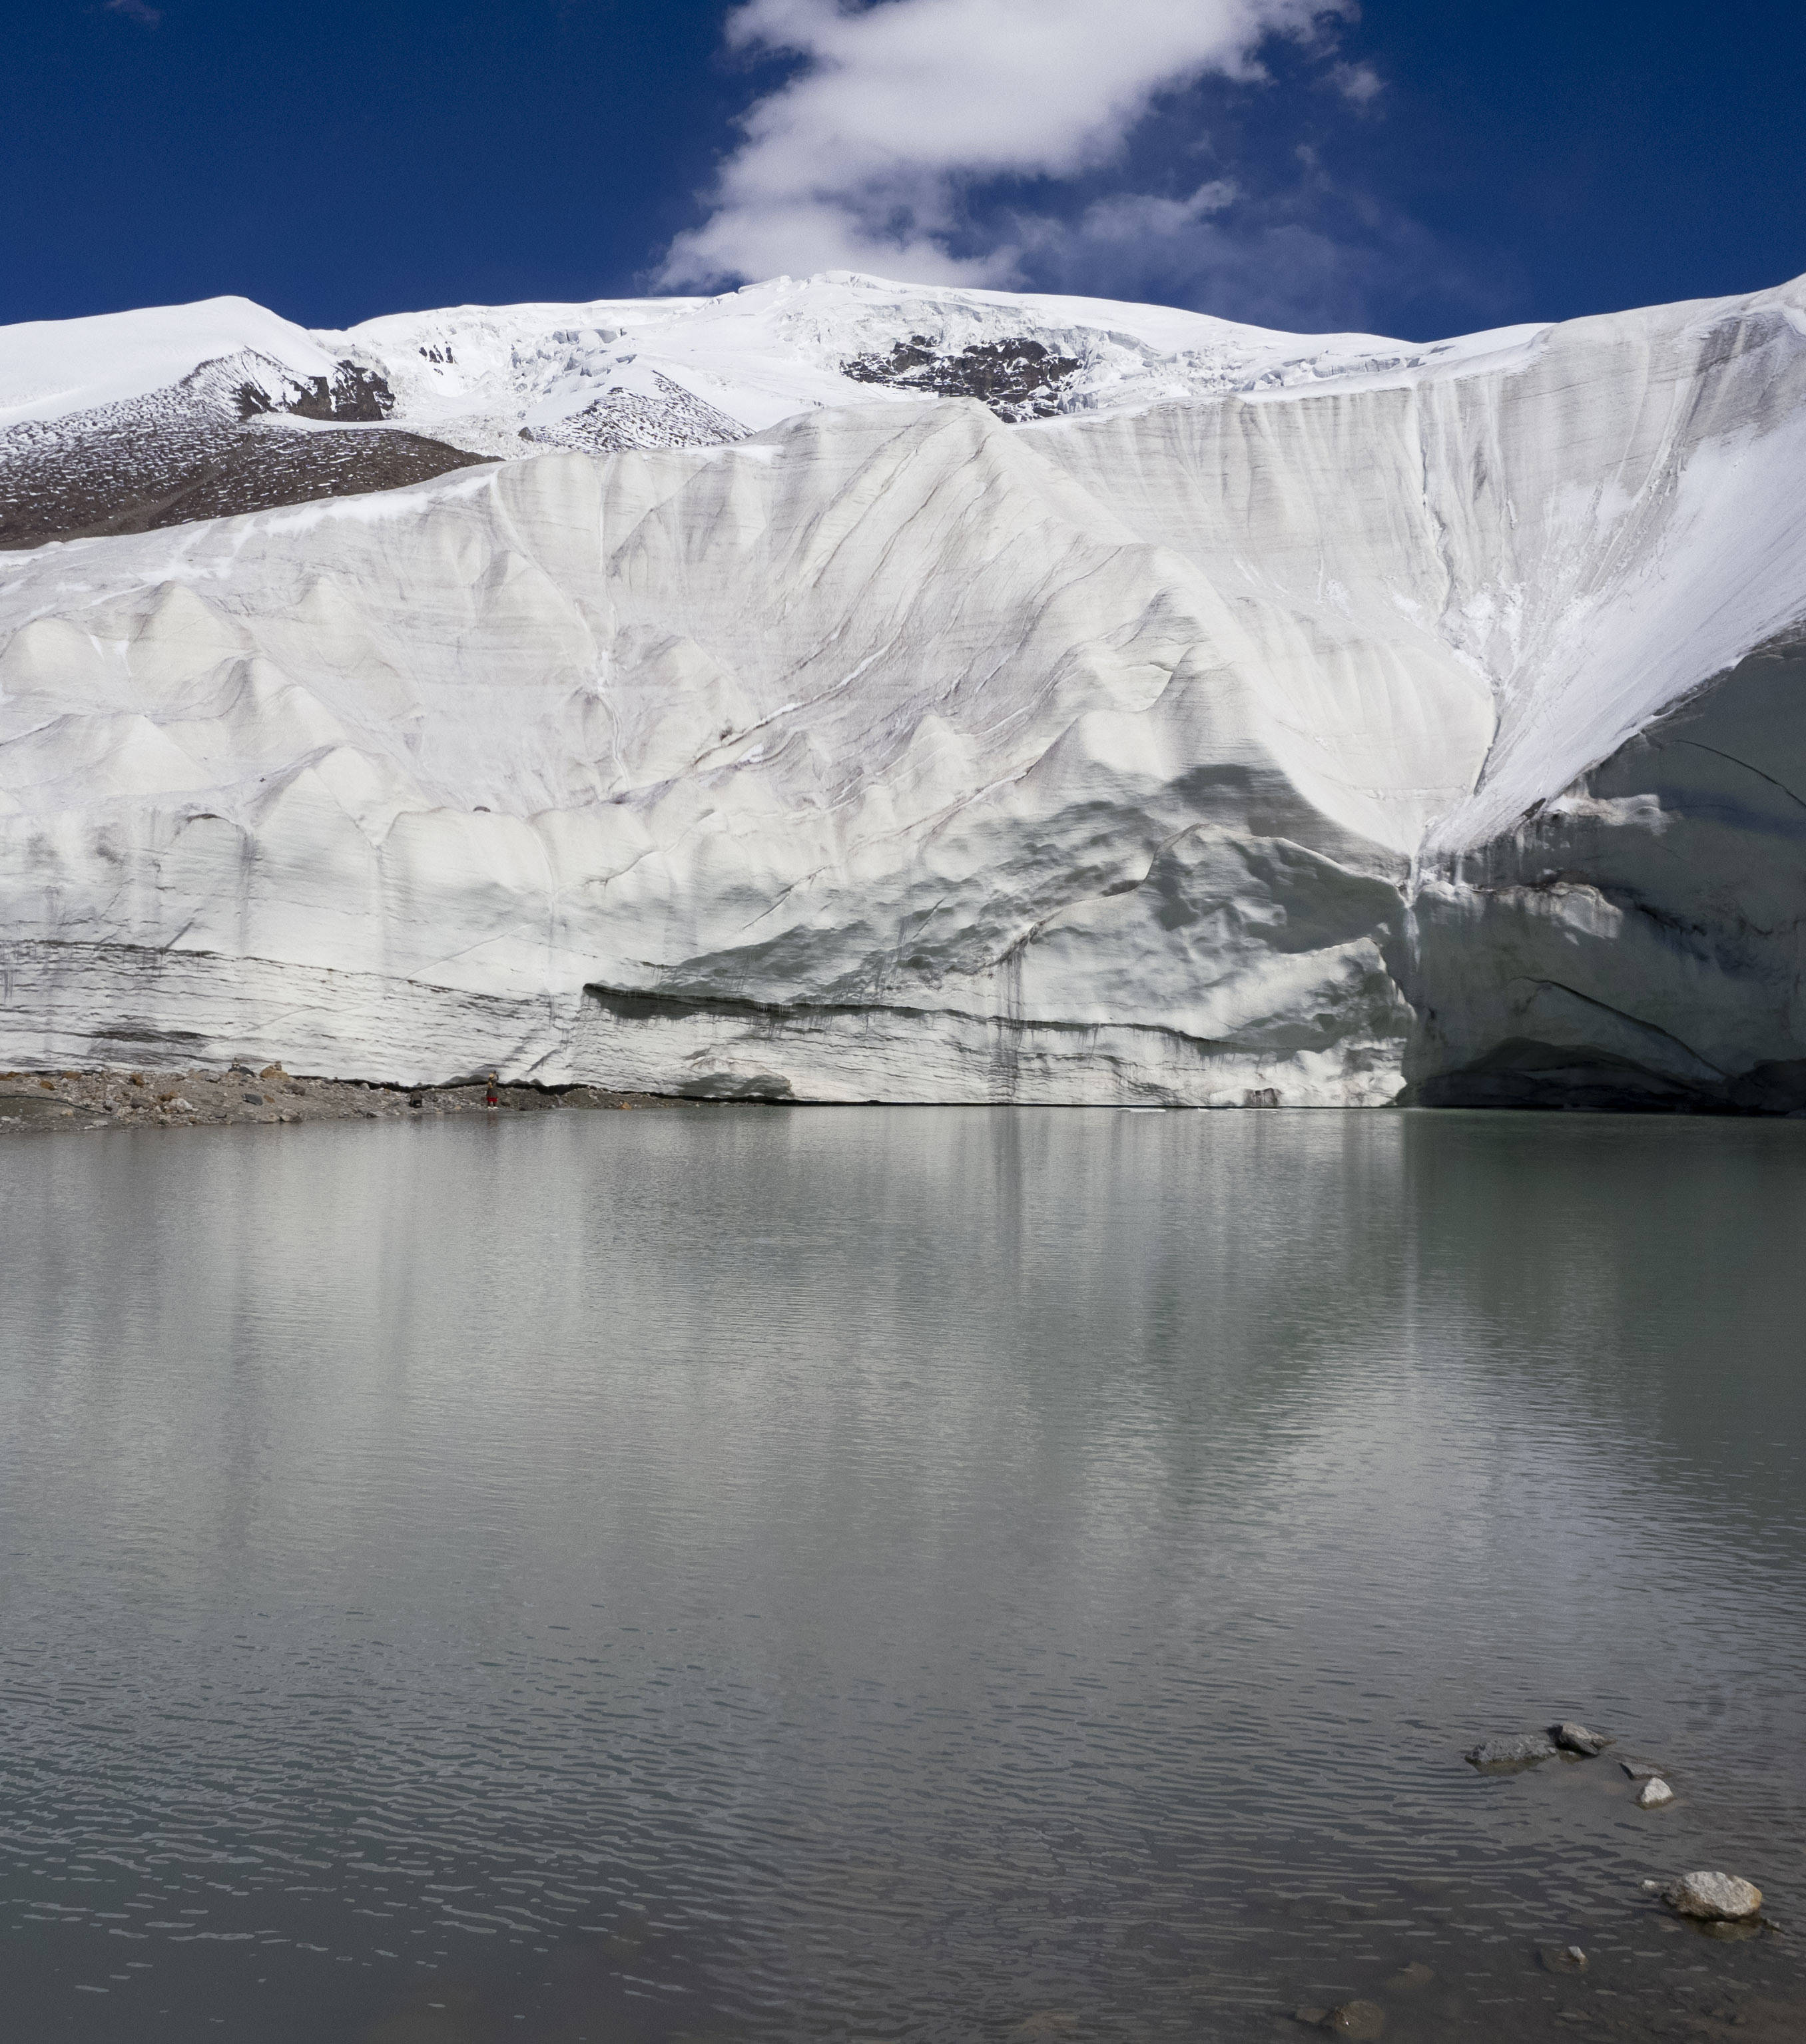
<box><xmin>1636</xmin><ymin>1778</ymin><xmax>1675</xmax><ymax>1808</ymax></box>
<box><xmin>1664</xmin><ymin>1872</ymin><xmax>1762</xmax><ymax>1921</ymax></box>
<box><xmin>1465</xmin><ymin>1732</ymin><xmax>1557</xmax><ymax>1768</ymax></box>
<box><xmin>1540</xmin><ymin>1945</ymin><xmax>1588</xmax><ymax>1973</ymax></box>
<box><xmin>1321</xmin><ymin>2001</ymin><xmax>1385</xmax><ymax>2040</ymax></box>
<box><xmin>1549</xmin><ymin>1722</ymin><xmax>1614</xmax><ymax>1756</ymax></box>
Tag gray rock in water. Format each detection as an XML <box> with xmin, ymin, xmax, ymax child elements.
<box><xmin>1465</xmin><ymin>1732</ymin><xmax>1557</xmax><ymax>1768</ymax></box>
<box><xmin>1008</xmin><ymin>2015</ymin><xmax>1078</xmax><ymax>2040</ymax></box>
<box><xmin>1663</xmin><ymin>1871</ymin><xmax>1762</xmax><ymax>1921</ymax></box>
<box><xmin>1293</xmin><ymin>2005</ymin><xmax>1388</xmax><ymax>2039</ymax></box>
<box><xmin>1317</xmin><ymin>2003</ymin><xmax>1382</xmax><ymax>2035</ymax></box>
<box><xmin>1636</xmin><ymin>1777</ymin><xmax>1675</xmax><ymax>1808</ymax></box>
<box><xmin>1622</xmin><ymin>1760</ymin><xmax>1665</xmax><ymax>1780</ymax></box>
<box><xmin>1321</xmin><ymin>2001</ymin><xmax>1385</xmax><ymax>2040</ymax></box>
<box><xmin>1540</xmin><ymin>1944</ymin><xmax>1588</xmax><ymax>1973</ymax></box>
<box><xmin>1549</xmin><ymin>1721</ymin><xmax>1614</xmax><ymax>1756</ymax></box>
<box><xmin>1384</xmin><ymin>1961</ymin><xmax>1433</xmax><ymax>1991</ymax></box>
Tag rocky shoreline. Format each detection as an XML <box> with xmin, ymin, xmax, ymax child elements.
<box><xmin>0</xmin><ymin>1066</ymin><xmax>684</xmax><ymax>1132</ymax></box>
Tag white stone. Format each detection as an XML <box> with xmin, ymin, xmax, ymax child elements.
<box><xmin>1636</xmin><ymin>1778</ymin><xmax>1674</xmax><ymax>1808</ymax></box>
<box><xmin>1664</xmin><ymin>1872</ymin><xmax>1762</xmax><ymax>1920</ymax></box>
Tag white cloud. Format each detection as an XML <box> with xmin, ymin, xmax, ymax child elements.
<box><xmin>1014</xmin><ymin>196</ymin><xmax>1418</xmax><ymax>333</ymax></box>
<box><xmin>993</xmin><ymin>127</ymin><xmax>1507</xmax><ymax>336</ymax></box>
<box><xmin>658</xmin><ymin>0</ymin><xmax>1346</xmax><ymax>290</ymax></box>
<box><xmin>1332</xmin><ymin>59</ymin><xmax>1384</xmax><ymax>107</ymax></box>
<box><xmin>1075</xmin><ymin>180</ymin><xmax>1240</xmax><ymax>247</ymax></box>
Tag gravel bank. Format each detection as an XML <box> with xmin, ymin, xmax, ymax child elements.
<box><xmin>0</xmin><ymin>1067</ymin><xmax>684</xmax><ymax>1133</ymax></box>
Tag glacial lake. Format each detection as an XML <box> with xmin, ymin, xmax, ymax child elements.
<box><xmin>2</xmin><ymin>1108</ymin><xmax>1804</xmax><ymax>2043</ymax></box>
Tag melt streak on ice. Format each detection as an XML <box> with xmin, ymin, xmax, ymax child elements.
<box><xmin>2</xmin><ymin>271</ymin><xmax>1805</xmax><ymax>1107</ymax></box>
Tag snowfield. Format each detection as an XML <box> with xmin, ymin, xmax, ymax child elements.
<box><xmin>1</xmin><ymin>270</ymin><xmax>1804</xmax><ymax>1107</ymax></box>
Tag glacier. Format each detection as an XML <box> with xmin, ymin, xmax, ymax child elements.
<box><xmin>1</xmin><ymin>269</ymin><xmax>1804</xmax><ymax>1107</ymax></box>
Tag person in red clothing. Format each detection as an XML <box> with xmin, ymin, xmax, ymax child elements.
<box><xmin>485</xmin><ymin>1071</ymin><xmax>499</xmax><ymax>1108</ymax></box>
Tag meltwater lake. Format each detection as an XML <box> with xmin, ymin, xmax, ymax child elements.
<box><xmin>2</xmin><ymin>1108</ymin><xmax>1803</xmax><ymax>2043</ymax></box>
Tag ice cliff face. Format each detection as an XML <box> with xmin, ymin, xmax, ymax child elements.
<box><xmin>1</xmin><ymin>272</ymin><xmax>1804</xmax><ymax>1106</ymax></box>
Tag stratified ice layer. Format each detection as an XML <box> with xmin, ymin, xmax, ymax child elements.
<box><xmin>1</xmin><ymin>272</ymin><xmax>1803</xmax><ymax>1104</ymax></box>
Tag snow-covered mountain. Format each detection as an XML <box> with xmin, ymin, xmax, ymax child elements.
<box><xmin>2</xmin><ymin>271</ymin><xmax>1804</xmax><ymax>1107</ymax></box>
<box><xmin>1</xmin><ymin>273</ymin><xmax>1546</xmax><ymax>543</ymax></box>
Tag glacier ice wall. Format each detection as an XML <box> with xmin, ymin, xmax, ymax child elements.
<box><xmin>1</xmin><ymin>272</ymin><xmax>1804</xmax><ymax>1105</ymax></box>
<box><xmin>1408</xmin><ymin>636</ymin><xmax>1806</xmax><ymax>1111</ymax></box>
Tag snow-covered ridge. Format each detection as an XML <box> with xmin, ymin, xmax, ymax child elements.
<box><xmin>325</xmin><ymin>271</ymin><xmax>1552</xmax><ymax>444</ymax></box>
<box><xmin>0</xmin><ymin>298</ymin><xmax>342</xmax><ymax>430</ymax></box>
<box><xmin>2</xmin><ymin>270</ymin><xmax>1805</xmax><ymax>1107</ymax></box>
<box><xmin>3</xmin><ymin>271</ymin><xmax>1550</xmax><ymax>455</ymax></box>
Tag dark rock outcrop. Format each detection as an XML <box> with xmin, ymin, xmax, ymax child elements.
<box><xmin>237</xmin><ymin>359</ymin><xmax>396</xmax><ymax>423</ymax></box>
<box><xmin>1</xmin><ymin>350</ymin><xmax>486</xmax><ymax>549</ymax></box>
<box><xmin>843</xmin><ymin>334</ymin><xmax>1083</xmax><ymax>420</ymax></box>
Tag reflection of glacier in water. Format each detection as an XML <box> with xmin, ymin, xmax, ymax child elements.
<box><xmin>1</xmin><ymin>1109</ymin><xmax>1803</xmax><ymax>2041</ymax></box>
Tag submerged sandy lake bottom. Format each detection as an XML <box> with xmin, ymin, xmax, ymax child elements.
<box><xmin>2</xmin><ymin>1107</ymin><xmax>1804</xmax><ymax>2043</ymax></box>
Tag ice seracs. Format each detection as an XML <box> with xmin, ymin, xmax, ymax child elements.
<box><xmin>1</xmin><ymin>270</ymin><xmax>1805</xmax><ymax>1104</ymax></box>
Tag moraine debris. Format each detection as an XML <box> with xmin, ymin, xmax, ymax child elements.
<box><xmin>0</xmin><ymin>1068</ymin><xmax>685</xmax><ymax>1132</ymax></box>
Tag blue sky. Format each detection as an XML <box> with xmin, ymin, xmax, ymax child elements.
<box><xmin>4</xmin><ymin>0</ymin><xmax>1804</xmax><ymax>340</ymax></box>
